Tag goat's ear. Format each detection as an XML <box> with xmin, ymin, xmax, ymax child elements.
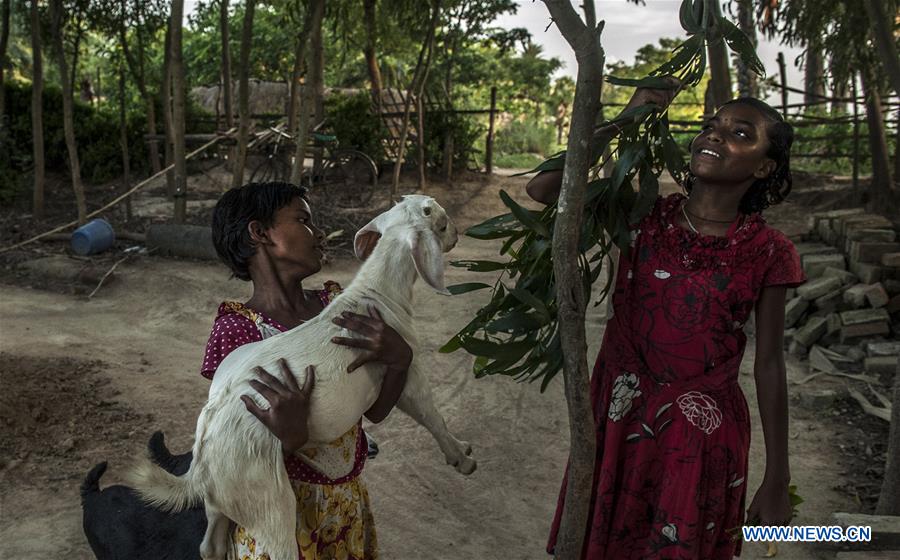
<box><xmin>409</xmin><ymin>229</ymin><xmax>449</xmax><ymax>295</ymax></box>
<box><xmin>354</xmin><ymin>217</ymin><xmax>384</xmax><ymax>260</ymax></box>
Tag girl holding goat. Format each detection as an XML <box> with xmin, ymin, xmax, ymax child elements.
<box><xmin>201</xmin><ymin>182</ymin><xmax>411</xmax><ymax>560</ymax></box>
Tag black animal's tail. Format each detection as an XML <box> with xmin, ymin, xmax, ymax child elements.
<box><xmin>147</xmin><ymin>430</ymin><xmax>192</xmax><ymax>476</ymax></box>
<box><xmin>148</xmin><ymin>431</ymin><xmax>174</xmax><ymax>468</ymax></box>
<box><xmin>80</xmin><ymin>462</ymin><xmax>108</xmax><ymax>504</ymax></box>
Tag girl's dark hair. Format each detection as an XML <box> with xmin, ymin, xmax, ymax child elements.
<box><xmin>683</xmin><ymin>97</ymin><xmax>795</xmax><ymax>214</ymax></box>
<box><xmin>211</xmin><ymin>182</ymin><xmax>308</xmax><ymax>281</ymax></box>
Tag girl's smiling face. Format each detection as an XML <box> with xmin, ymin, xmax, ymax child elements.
<box><xmin>262</xmin><ymin>196</ymin><xmax>326</xmax><ymax>276</ymax></box>
<box><xmin>689</xmin><ymin>103</ymin><xmax>776</xmax><ymax>187</ymax></box>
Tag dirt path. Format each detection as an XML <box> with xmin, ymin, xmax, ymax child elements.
<box><xmin>0</xmin><ymin>173</ymin><xmax>858</xmax><ymax>559</ymax></box>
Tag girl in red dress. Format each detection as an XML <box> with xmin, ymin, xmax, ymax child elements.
<box><xmin>528</xmin><ymin>91</ymin><xmax>804</xmax><ymax>559</ymax></box>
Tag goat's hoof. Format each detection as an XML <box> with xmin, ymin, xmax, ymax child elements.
<box><xmin>453</xmin><ymin>455</ymin><xmax>477</xmax><ymax>475</ymax></box>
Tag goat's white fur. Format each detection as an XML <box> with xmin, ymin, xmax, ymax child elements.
<box><xmin>127</xmin><ymin>196</ymin><xmax>475</xmax><ymax>560</ymax></box>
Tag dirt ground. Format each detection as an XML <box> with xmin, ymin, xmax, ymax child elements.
<box><xmin>0</xmin><ymin>170</ymin><xmax>881</xmax><ymax>559</ymax></box>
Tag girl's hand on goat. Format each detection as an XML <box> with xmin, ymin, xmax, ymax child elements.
<box><xmin>241</xmin><ymin>360</ymin><xmax>315</xmax><ymax>454</ymax></box>
<box><xmin>331</xmin><ymin>305</ymin><xmax>413</xmax><ymax>374</ymax></box>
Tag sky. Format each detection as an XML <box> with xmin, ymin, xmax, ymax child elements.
<box><xmin>495</xmin><ymin>1</ymin><xmax>806</xmax><ymax>105</ymax></box>
<box><xmin>184</xmin><ymin>0</ymin><xmax>807</xmax><ymax>105</ymax></box>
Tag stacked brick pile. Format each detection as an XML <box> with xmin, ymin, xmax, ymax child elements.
<box><xmin>784</xmin><ymin>208</ymin><xmax>900</xmax><ymax>376</ymax></box>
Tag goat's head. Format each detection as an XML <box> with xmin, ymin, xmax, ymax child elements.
<box><xmin>354</xmin><ymin>195</ymin><xmax>458</xmax><ymax>294</ymax></box>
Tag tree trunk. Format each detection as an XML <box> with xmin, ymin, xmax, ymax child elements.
<box><xmin>860</xmin><ymin>68</ymin><xmax>896</xmax><ymax>212</ymax></box>
<box><xmin>290</xmin><ymin>0</ymin><xmax>323</xmax><ymax>186</ymax></box>
<box><xmin>0</xmin><ymin>0</ymin><xmax>10</xmax><ymax>124</ymax></box>
<box><xmin>541</xmin><ymin>2</ymin><xmax>602</xmax><ymax>558</ymax></box>
<box><xmin>803</xmin><ymin>43</ymin><xmax>826</xmax><ymax>107</ymax></box>
<box><xmin>118</xmin><ymin>66</ymin><xmax>132</xmax><ymax>221</ymax></box>
<box><xmin>161</xmin><ymin>18</ymin><xmax>175</xmax><ymax>196</ymax></box>
<box><xmin>120</xmin><ymin>5</ymin><xmax>162</xmax><ymax>174</ymax></box>
<box><xmin>862</xmin><ymin>0</ymin><xmax>900</xmax><ymax>97</ymax></box>
<box><xmin>69</xmin><ymin>19</ymin><xmax>84</xmax><ymax>104</ymax></box>
<box><xmin>416</xmin><ymin>93</ymin><xmax>426</xmax><ymax>190</ymax></box>
<box><xmin>310</xmin><ymin>0</ymin><xmax>325</xmax><ymax>175</ymax></box>
<box><xmin>30</xmin><ymin>0</ymin><xmax>45</xmax><ymax>219</ymax></box>
<box><xmin>220</xmin><ymin>0</ymin><xmax>233</xmax><ymax>129</ymax></box>
<box><xmin>288</xmin><ymin>6</ymin><xmax>315</xmax><ymax>147</ymax></box>
<box><xmin>49</xmin><ymin>0</ymin><xmax>87</xmax><ymax>225</ymax></box>
<box><xmin>830</xmin><ymin>68</ymin><xmax>848</xmax><ymax>116</ymax></box>
<box><xmin>735</xmin><ymin>0</ymin><xmax>757</xmax><ymax>98</ymax></box>
<box><xmin>232</xmin><ymin>0</ymin><xmax>256</xmax><ymax>188</ymax></box>
<box><xmin>170</xmin><ymin>0</ymin><xmax>187</xmax><ymax>223</ymax></box>
<box><xmin>705</xmin><ymin>0</ymin><xmax>732</xmax><ymax>112</ymax></box>
<box><xmin>362</xmin><ymin>0</ymin><xmax>383</xmax><ymax>110</ymax></box>
<box><xmin>390</xmin><ymin>0</ymin><xmax>440</xmax><ymax>200</ymax></box>
<box><xmin>876</xmin><ymin>358</ymin><xmax>900</xmax><ymax>514</ymax></box>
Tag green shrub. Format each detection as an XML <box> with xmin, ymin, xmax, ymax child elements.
<box><xmin>325</xmin><ymin>92</ymin><xmax>387</xmax><ymax>164</ymax></box>
<box><xmin>494</xmin><ymin>119</ymin><xmax>555</xmax><ymax>156</ymax></box>
<box><xmin>0</xmin><ymin>80</ymin><xmax>215</xmax><ymax>203</ymax></box>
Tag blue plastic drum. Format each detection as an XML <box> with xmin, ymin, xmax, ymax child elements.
<box><xmin>71</xmin><ymin>218</ymin><xmax>116</xmax><ymax>255</ymax></box>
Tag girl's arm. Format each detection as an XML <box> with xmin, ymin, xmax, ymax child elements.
<box><xmin>746</xmin><ymin>285</ymin><xmax>794</xmax><ymax>525</ymax></box>
<box><xmin>331</xmin><ymin>305</ymin><xmax>413</xmax><ymax>424</ymax></box>
<box><xmin>526</xmin><ymin>81</ymin><xmax>681</xmax><ymax>205</ymax></box>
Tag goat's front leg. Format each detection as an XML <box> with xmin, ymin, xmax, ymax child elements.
<box><xmin>396</xmin><ymin>360</ymin><xmax>476</xmax><ymax>474</ymax></box>
<box><xmin>199</xmin><ymin>505</ymin><xmax>231</xmax><ymax>560</ymax></box>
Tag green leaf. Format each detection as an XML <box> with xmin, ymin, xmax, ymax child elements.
<box><xmin>450</xmin><ymin>260</ymin><xmax>509</xmax><ymax>272</ymax></box>
<box><xmin>499</xmin><ymin>190</ymin><xmax>550</xmax><ymax>238</ymax></box>
<box><xmin>679</xmin><ymin>0</ymin><xmax>701</xmax><ymax>34</ymax></box>
<box><xmin>512</xmin><ymin>150</ymin><xmax>566</xmax><ymax>176</ymax></box>
<box><xmin>465</xmin><ymin>213</ymin><xmax>521</xmax><ymax>240</ymax></box>
<box><xmin>605</xmin><ymin>75</ymin><xmax>680</xmax><ymax>89</ymax></box>
<box><xmin>485</xmin><ymin>311</ymin><xmax>548</xmax><ymax>333</ymax></box>
<box><xmin>459</xmin><ymin>337</ymin><xmax>535</xmax><ymax>362</ymax></box>
<box><xmin>439</xmin><ymin>335</ymin><xmax>462</xmax><ymax>353</ymax></box>
<box><xmin>653</xmin><ymin>34</ymin><xmax>704</xmax><ymax>79</ymax></box>
<box><xmin>720</xmin><ymin>17</ymin><xmax>766</xmax><ymax>77</ymax></box>
<box><xmin>446</xmin><ymin>282</ymin><xmax>493</xmax><ymax>295</ymax></box>
<box><xmin>508</xmin><ymin>287</ymin><xmax>551</xmax><ymax>321</ymax></box>
<box><xmin>629</xmin><ymin>164</ymin><xmax>659</xmax><ymax>225</ymax></box>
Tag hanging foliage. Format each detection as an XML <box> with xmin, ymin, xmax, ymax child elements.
<box><xmin>440</xmin><ymin>0</ymin><xmax>764</xmax><ymax>390</ymax></box>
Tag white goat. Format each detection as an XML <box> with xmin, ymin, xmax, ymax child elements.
<box><xmin>128</xmin><ymin>195</ymin><xmax>475</xmax><ymax>560</ymax></box>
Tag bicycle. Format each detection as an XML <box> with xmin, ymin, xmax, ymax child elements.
<box><xmin>249</xmin><ymin>124</ymin><xmax>379</xmax><ymax>208</ymax></box>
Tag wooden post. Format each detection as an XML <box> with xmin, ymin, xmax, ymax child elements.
<box><xmin>777</xmin><ymin>52</ymin><xmax>788</xmax><ymax>117</ymax></box>
<box><xmin>852</xmin><ymin>77</ymin><xmax>860</xmax><ymax>190</ymax></box>
<box><xmin>486</xmin><ymin>86</ymin><xmax>497</xmax><ymax>175</ymax></box>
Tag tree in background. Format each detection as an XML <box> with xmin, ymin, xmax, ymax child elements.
<box><xmin>759</xmin><ymin>0</ymin><xmax>898</xmax><ymax>211</ymax></box>
<box><xmin>231</xmin><ymin>0</ymin><xmax>256</xmax><ymax>188</ymax></box>
<box><xmin>30</xmin><ymin>0</ymin><xmax>45</xmax><ymax>219</ymax></box>
<box><xmin>49</xmin><ymin>0</ymin><xmax>87</xmax><ymax>224</ymax></box>
<box><xmin>0</xmin><ymin>0</ymin><xmax>10</xmax><ymax>124</ymax></box>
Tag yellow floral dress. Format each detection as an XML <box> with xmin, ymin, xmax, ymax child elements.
<box><xmin>201</xmin><ymin>281</ymin><xmax>377</xmax><ymax>560</ymax></box>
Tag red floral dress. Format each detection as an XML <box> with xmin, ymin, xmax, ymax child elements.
<box><xmin>548</xmin><ymin>194</ymin><xmax>805</xmax><ymax>559</ymax></box>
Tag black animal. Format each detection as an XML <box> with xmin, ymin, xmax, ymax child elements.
<box><xmin>80</xmin><ymin>431</ymin><xmax>207</xmax><ymax>560</ymax></box>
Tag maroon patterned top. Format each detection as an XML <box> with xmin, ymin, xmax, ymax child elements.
<box><xmin>200</xmin><ymin>281</ymin><xmax>367</xmax><ymax>484</ymax></box>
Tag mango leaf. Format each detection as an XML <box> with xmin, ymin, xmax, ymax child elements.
<box><xmin>450</xmin><ymin>259</ymin><xmax>508</xmax><ymax>272</ymax></box>
<box><xmin>720</xmin><ymin>16</ymin><xmax>765</xmax><ymax>77</ymax></box>
<box><xmin>446</xmin><ymin>282</ymin><xmax>493</xmax><ymax>295</ymax></box>
<box><xmin>499</xmin><ymin>190</ymin><xmax>550</xmax><ymax>238</ymax></box>
<box><xmin>605</xmin><ymin>75</ymin><xmax>680</xmax><ymax>89</ymax></box>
